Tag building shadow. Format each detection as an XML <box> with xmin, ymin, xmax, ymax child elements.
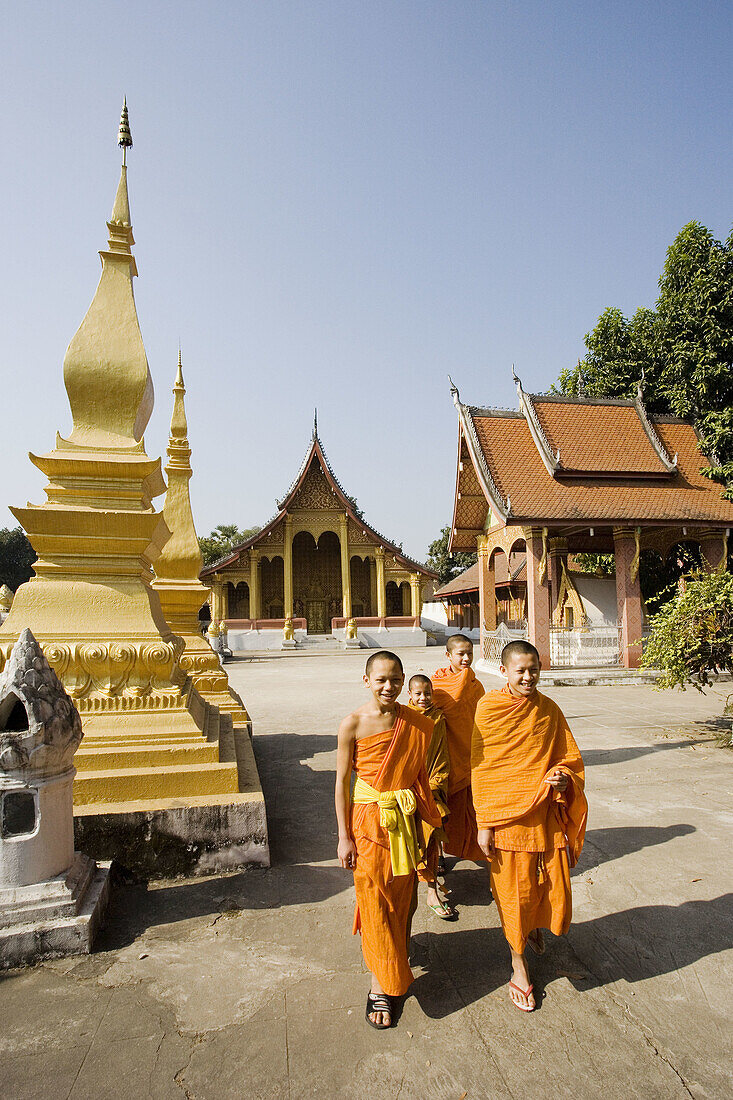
<box><xmin>576</xmin><ymin>823</ymin><xmax>696</xmax><ymax>873</ymax></box>
<box><xmin>581</xmin><ymin>740</ymin><xmax>696</xmax><ymax>766</ymax></box>
<box><xmin>410</xmin><ymin>893</ymin><xmax>733</xmax><ymax>1018</ymax></box>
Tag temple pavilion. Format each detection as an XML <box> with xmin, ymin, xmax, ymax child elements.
<box><xmin>201</xmin><ymin>422</ymin><xmax>438</xmax><ymax>649</ymax></box>
<box><xmin>448</xmin><ymin>374</ymin><xmax>733</xmax><ymax>669</ymax></box>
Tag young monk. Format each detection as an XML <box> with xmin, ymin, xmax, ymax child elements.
<box><xmin>472</xmin><ymin>640</ymin><xmax>588</xmax><ymax>1013</ymax></box>
<box><xmin>431</xmin><ymin>634</ymin><xmax>486</xmax><ymax>865</ymax></box>
<box><xmin>406</xmin><ymin>674</ymin><xmax>454</xmax><ymax>919</ymax></box>
<box><xmin>336</xmin><ymin>651</ymin><xmax>441</xmax><ymax>1030</ymax></box>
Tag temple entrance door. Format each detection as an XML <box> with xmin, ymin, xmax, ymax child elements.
<box><xmin>305</xmin><ymin>599</ymin><xmax>327</xmax><ymax>634</ymax></box>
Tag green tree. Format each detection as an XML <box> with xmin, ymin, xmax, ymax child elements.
<box><xmin>641</xmin><ymin>571</ymin><xmax>733</xmax><ymax>700</ymax></box>
<box><xmin>0</xmin><ymin>527</ymin><xmax>36</xmax><ymax>591</ymax></box>
<box><xmin>426</xmin><ymin>526</ymin><xmax>477</xmax><ymax>586</ymax></box>
<box><xmin>556</xmin><ymin>222</ymin><xmax>733</xmax><ymax>494</ymax></box>
<box><xmin>198</xmin><ymin>524</ymin><xmax>261</xmax><ymax>567</ymax></box>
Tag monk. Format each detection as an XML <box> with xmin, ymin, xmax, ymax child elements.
<box><xmin>406</xmin><ymin>673</ymin><xmax>454</xmax><ymax>919</ymax></box>
<box><xmin>472</xmin><ymin>640</ymin><xmax>588</xmax><ymax>1012</ymax></box>
<box><xmin>431</xmin><ymin>634</ymin><xmax>486</xmax><ymax>867</ymax></box>
<box><xmin>335</xmin><ymin>651</ymin><xmax>441</xmax><ymax>1029</ymax></box>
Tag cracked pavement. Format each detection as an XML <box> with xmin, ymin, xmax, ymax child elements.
<box><xmin>1</xmin><ymin>650</ymin><xmax>731</xmax><ymax>1099</ymax></box>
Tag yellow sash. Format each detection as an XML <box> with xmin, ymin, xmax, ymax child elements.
<box><xmin>352</xmin><ymin>776</ymin><xmax>422</xmax><ymax>876</ymax></box>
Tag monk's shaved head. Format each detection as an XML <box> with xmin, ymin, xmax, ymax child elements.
<box><xmin>365</xmin><ymin>650</ymin><xmax>403</xmax><ymax>676</ymax></box>
<box><xmin>408</xmin><ymin>673</ymin><xmax>431</xmax><ymax>691</ymax></box>
<box><xmin>501</xmin><ymin>640</ymin><xmax>540</xmax><ymax>665</ymax></box>
<box><xmin>446</xmin><ymin>634</ymin><xmax>472</xmax><ymax>653</ymax></box>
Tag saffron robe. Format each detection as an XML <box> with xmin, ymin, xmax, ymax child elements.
<box><xmin>431</xmin><ymin>666</ymin><xmax>485</xmax><ymax>860</ymax></box>
<box><xmin>408</xmin><ymin>703</ymin><xmax>450</xmax><ymax>882</ymax></box>
<box><xmin>471</xmin><ymin>686</ymin><xmax>587</xmax><ymax>953</ymax></box>
<box><xmin>350</xmin><ymin>705</ymin><xmax>441</xmax><ymax>995</ymax></box>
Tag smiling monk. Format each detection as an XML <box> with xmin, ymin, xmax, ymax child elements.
<box><xmin>472</xmin><ymin>640</ymin><xmax>588</xmax><ymax>1012</ymax></box>
<box><xmin>431</xmin><ymin>634</ymin><xmax>486</xmax><ymax>866</ymax></box>
<box><xmin>335</xmin><ymin>651</ymin><xmax>440</xmax><ymax>1030</ymax></box>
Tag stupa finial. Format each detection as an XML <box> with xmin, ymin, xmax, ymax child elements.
<box><xmin>118</xmin><ymin>97</ymin><xmax>133</xmax><ymax>166</ymax></box>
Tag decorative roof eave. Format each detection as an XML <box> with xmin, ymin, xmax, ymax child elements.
<box><xmin>276</xmin><ymin>428</ymin><xmax>358</xmax><ymax>512</ymax></box>
<box><xmin>634</xmin><ymin>383</ymin><xmax>678</xmax><ymax>472</ymax></box>
<box><xmin>514</xmin><ymin>369</ymin><xmax>561</xmax><ymax>475</ymax></box>
<box><xmin>449</xmin><ymin>378</ymin><xmax>510</xmax><ymax>522</ymax></box>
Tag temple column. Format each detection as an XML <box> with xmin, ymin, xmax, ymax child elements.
<box><xmin>210</xmin><ymin>578</ymin><xmax>224</xmax><ymax>623</ymax></box>
<box><xmin>524</xmin><ymin>527</ymin><xmax>551</xmax><ymax>667</ymax></box>
<box><xmin>283</xmin><ymin>515</ymin><xmax>294</xmax><ymax>619</ymax></box>
<box><xmin>477</xmin><ymin>536</ymin><xmax>496</xmax><ymax>637</ymax></box>
<box><xmin>613</xmin><ymin>526</ymin><xmax>643</xmax><ymax>669</ymax></box>
<box><xmin>548</xmin><ymin>536</ymin><xmax>568</xmax><ymax>621</ymax></box>
<box><xmin>339</xmin><ymin>513</ymin><xmax>352</xmax><ymax>619</ymax></box>
<box><xmin>375</xmin><ymin>547</ymin><xmax>386</xmax><ymax>619</ymax></box>
<box><xmin>699</xmin><ymin>528</ymin><xmax>727</xmax><ymax>572</ymax></box>
<box><xmin>409</xmin><ymin>573</ymin><xmax>421</xmax><ymax>618</ymax></box>
<box><xmin>249</xmin><ymin>550</ymin><xmax>261</xmax><ymax>622</ymax></box>
<box><xmin>220</xmin><ymin>582</ymin><xmax>229</xmax><ymax>621</ymax></box>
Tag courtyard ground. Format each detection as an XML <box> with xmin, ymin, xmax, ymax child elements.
<box><xmin>1</xmin><ymin>649</ymin><xmax>731</xmax><ymax>1100</ymax></box>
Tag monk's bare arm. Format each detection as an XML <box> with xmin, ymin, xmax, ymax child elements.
<box><xmin>335</xmin><ymin>714</ymin><xmax>358</xmax><ymax>868</ymax></box>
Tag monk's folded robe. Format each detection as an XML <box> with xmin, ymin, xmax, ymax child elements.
<box><xmin>408</xmin><ymin>702</ymin><xmax>450</xmax><ymax>882</ymax></box>
<box><xmin>350</xmin><ymin>705</ymin><xmax>441</xmax><ymax>996</ymax></box>
<box><xmin>471</xmin><ymin>686</ymin><xmax>588</xmax><ymax>953</ymax></box>
<box><xmin>431</xmin><ymin>666</ymin><xmax>485</xmax><ymax>860</ymax></box>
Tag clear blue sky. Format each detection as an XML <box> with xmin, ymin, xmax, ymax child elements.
<box><xmin>2</xmin><ymin>2</ymin><xmax>731</xmax><ymax>561</ymax></box>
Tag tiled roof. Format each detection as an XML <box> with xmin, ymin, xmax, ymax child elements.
<box><xmin>453</xmin><ymin>402</ymin><xmax>733</xmax><ymax>532</ymax></box>
<box><xmin>530</xmin><ymin>396</ymin><xmax>671</xmax><ymax>474</ymax></box>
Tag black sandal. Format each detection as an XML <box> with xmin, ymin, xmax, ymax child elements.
<box><xmin>365</xmin><ymin>991</ymin><xmax>392</xmax><ymax>1029</ymax></box>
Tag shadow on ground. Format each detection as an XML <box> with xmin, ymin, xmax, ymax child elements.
<box><xmin>409</xmin><ymin>892</ymin><xmax>733</xmax><ymax>1018</ymax></box>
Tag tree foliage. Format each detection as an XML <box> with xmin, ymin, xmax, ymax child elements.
<box><xmin>0</xmin><ymin>527</ymin><xmax>36</xmax><ymax>591</ymax></box>
<box><xmin>556</xmin><ymin>222</ymin><xmax>733</xmax><ymax>494</ymax></box>
<box><xmin>426</xmin><ymin>526</ymin><xmax>477</xmax><ymax>586</ymax></box>
<box><xmin>641</xmin><ymin>570</ymin><xmax>733</xmax><ymax>693</ymax></box>
<box><xmin>198</xmin><ymin>524</ymin><xmax>261</xmax><ymax>567</ymax></box>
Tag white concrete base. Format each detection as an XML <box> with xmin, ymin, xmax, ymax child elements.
<box><xmin>228</xmin><ymin>628</ymin><xmax>307</xmax><ymax>652</ymax></box>
<box><xmin>0</xmin><ymin>852</ymin><xmax>110</xmax><ymax>969</ymax></box>
<box><xmin>332</xmin><ymin>625</ymin><xmax>429</xmax><ymax>648</ymax></box>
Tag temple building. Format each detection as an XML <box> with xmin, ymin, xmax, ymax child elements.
<box><xmin>448</xmin><ymin>374</ymin><xmax>733</xmax><ymax>669</ymax></box>
<box><xmin>201</xmin><ymin>421</ymin><xmax>438</xmax><ymax>649</ymax></box>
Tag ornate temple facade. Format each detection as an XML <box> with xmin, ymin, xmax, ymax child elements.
<box><xmin>201</xmin><ymin>425</ymin><xmax>438</xmax><ymax>649</ymax></box>
<box><xmin>448</xmin><ymin>375</ymin><xmax>733</xmax><ymax>669</ymax></box>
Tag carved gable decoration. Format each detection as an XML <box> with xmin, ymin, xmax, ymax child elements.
<box><xmin>291</xmin><ymin>460</ymin><xmax>338</xmax><ymax>513</ymax></box>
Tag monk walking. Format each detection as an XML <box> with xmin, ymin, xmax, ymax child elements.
<box><xmin>335</xmin><ymin>651</ymin><xmax>440</xmax><ymax>1029</ymax></box>
<box><xmin>472</xmin><ymin>641</ymin><xmax>588</xmax><ymax>1012</ymax></box>
<box><xmin>431</xmin><ymin>634</ymin><xmax>486</xmax><ymax>867</ymax></box>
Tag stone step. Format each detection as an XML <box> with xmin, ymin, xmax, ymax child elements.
<box><xmin>74</xmin><ymin>741</ymin><xmax>220</xmax><ymax>771</ymax></box>
<box><xmin>73</xmin><ymin>761</ymin><xmax>240</xmax><ymax>805</ymax></box>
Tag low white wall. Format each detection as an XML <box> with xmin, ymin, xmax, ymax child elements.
<box><xmin>333</xmin><ymin>625</ymin><xmax>429</xmax><ymax>648</ymax></box>
<box><xmin>227</xmin><ymin>628</ymin><xmax>307</xmax><ymax>652</ymax></box>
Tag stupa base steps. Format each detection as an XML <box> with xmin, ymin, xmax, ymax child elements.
<box><xmin>0</xmin><ymin>853</ymin><xmax>110</xmax><ymax>969</ymax></box>
<box><xmin>72</xmin><ymin>709</ymin><xmax>269</xmax><ymax>876</ymax></box>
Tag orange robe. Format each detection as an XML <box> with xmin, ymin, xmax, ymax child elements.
<box><xmin>431</xmin><ymin>666</ymin><xmax>486</xmax><ymax>861</ymax></box>
<box><xmin>350</xmin><ymin>705</ymin><xmax>441</xmax><ymax>995</ymax></box>
<box><xmin>408</xmin><ymin>703</ymin><xmax>450</xmax><ymax>882</ymax></box>
<box><xmin>471</xmin><ymin>687</ymin><xmax>588</xmax><ymax>954</ymax></box>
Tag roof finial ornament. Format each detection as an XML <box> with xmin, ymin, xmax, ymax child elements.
<box><xmin>576</xmin><ymin>359</ymin><xmax>585</xmax><ymax>396</ymax></box>
<box><xmin>448</xmin><ymin>375</ymin><xmax>460</xmax><ymax>407</ymax></box>
<box><xmin>118</xmin><ymin>97</ymin><xmax>133</xmax><ymax>167</ymax></box>
<box><xmin>313</xmin><ymin>407</ymin><xmax>318</xmax><ymax>439</ymax></box>
<box><xmin>512</xmin><ymin>364</ymin><xmax>524</xmax><ymax>397</ymax></box>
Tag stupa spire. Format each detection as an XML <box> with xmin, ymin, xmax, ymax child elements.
<box><xmin>61</xmin><ymin>101</ymin><xmax>153</xmax><ymax>450</ymax></box>
<box><xmin>154</xmin><ymin>351</ymin><xmax>201</xmax><ymax>580</ymax></box>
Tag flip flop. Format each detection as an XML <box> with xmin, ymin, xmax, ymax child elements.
<box><xmin>508</xmin><ymin>980</ymin><xmax>535</xmax><ymax>1012</ymax></box>
<box><xmin>365</xmin><ymin>991</ymin><xmax>392</xmax><ymax>1029</ymax></box>
<box><xmin>427</xmin><ymin>899</ymin><xmax>457</xmax><ymax>920</ymax></box>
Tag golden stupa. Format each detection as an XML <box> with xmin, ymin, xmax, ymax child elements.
<box><xmin>0</xmin><ymin>104</ymin><xmax>268</xmax><ymax>873</ymax></box>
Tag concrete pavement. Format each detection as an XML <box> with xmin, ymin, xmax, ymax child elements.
<box><xmin>0</xmin><ymin>648</ymin><xmax>731</xmax><ymax>1099</ymax></box>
